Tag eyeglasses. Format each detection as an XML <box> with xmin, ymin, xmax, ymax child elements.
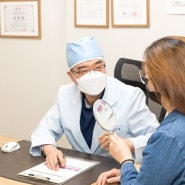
<box><xmin>71</xmin><ymin>64</ymin><xmax>106</xmax><ymax>76</ymax></box>
<box><xmin>139</xmin><ymin>70</ymin><xmax>150</xmax><ymax>85</ymax></box>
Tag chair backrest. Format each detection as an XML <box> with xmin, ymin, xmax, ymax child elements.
<box><xmin>114</xmin><ymin>58</ymin><xmax>166</xmax><ymax>122</ymax></box>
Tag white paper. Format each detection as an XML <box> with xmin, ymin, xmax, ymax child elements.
<box><xmin>18</xmin><ymin>156</ymin><xmax>99</xmax><ymax>184</ymax></box>
<box><xmin>76</xmin><ymin>0</ymin><xmax>107</xmax><ymax>25</ymax></box>
<box><xmin>164</xmin><ymin>0</ymin><xmax>185</xmax><ymax>14</ymax></box>
<box><xmin>0</xmin><ymin>1</ymin><xmax>39</xmax><ymax>36</ymax></box>
<box><xmin>113</xmin><ymin>0</ymin><xmax>147</xmax><ymax>25</ymax></box>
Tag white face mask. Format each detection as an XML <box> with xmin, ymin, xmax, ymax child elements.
<box><xmin>76</xmin><ymin>71</ymin><xmax>107</xmax><ymax>96</ymax></box>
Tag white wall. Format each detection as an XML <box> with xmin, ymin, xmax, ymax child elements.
<box><xmin>0</xmin><ymin>0</ymin><xmax>185</xmax><ymax>148</ymax></box>
<box><xmin>0</xmin><ymin>0</ymin><xmax>69</xmax><ymax>146</ymax></box>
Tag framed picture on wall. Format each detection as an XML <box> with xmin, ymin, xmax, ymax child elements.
<box><xmin>111</xmin><ymin>0</ymin><xmax>150</xmax><ymax>28</ymax></box>
<box><xmin>0</xmin><ymin>0</ymin><xmax>41</xmax><ymax>39</ymax></box>
<box><xmin>74</xmin><ymin>0</ymin><xmax>109</xmax><ymax>28</ymax></box>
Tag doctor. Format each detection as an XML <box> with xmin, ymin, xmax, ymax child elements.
<box><xmin>30</xmin><ymin>37</ymin><xmax>158</xmax><ymax>171</ymax></box>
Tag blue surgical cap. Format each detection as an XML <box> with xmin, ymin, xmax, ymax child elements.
<box><xmin>66</xmin><ymin>37</ymin><xmax>104</xmax><ymax>69</ymax></box>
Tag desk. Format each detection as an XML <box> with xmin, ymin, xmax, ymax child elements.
<box><xmin>0</xmin><ymin>136</ymin><xmax>140</xmax><ymax>185</ymax></box>
<box><xmin>0</xmin><ymin>135</ymin><xmax>19</xmax><ymax>146</ymax></box>
<box><xmin>0</xmin><ymin>136</ymin><xmax>120</xmax><ymax>185</ymax></box>
<box><xmin>0</xmin><ymin>136</ymin><xmax>28</xmax><ymax>185</ymax></box>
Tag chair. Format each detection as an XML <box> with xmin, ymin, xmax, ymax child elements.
<box><xmin>114</xmin><ymin>58</ymin><xmax>166</xmax><ymax>122</ymax></box>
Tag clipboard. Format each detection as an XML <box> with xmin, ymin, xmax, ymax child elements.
<box><xmin>17</xmin><ymin>156</ymin><xmax>100</xmax><ymax>184</ymax></box>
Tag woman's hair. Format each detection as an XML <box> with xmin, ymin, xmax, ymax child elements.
<box><xmin>144</xmin><ymin>36</ymin><xmax>185</xmax><ymax>114</ymax></box>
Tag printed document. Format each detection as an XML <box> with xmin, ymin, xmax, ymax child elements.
<box><xmin>18</xmin><ymin>156</ymin><xmax>99</xmax><ymax>184</ymax></box>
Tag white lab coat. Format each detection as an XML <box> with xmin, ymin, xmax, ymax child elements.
<box><xmin>30</xmin><ymin>76</ymin><xmax>159</xmax><ymax>163</ymax></box>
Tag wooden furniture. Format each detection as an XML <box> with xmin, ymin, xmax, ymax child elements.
<box><xmin>0</xmin><ymin>135</ymin><xmax>19</xmax><ymax>146</ymax></box>
<box><xmin>0</xmin><ymin>136</ymin><xmax>140</xmax><ymax>185</ymax></box>
<box><xmin>0</xmin><ymin>136</ymin><xmax>29</xmax><ymax>185</ymax></box>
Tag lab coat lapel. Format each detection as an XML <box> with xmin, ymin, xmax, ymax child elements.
<box><xmin>90</xmin><ymin>121</ymin><xmax>104</xmax><ymax>153</ymax></box>
<box><xmin>70</xmin><ymin>91</ymin><xmax>90</xmax><ymax>153</ymax></box>
<box><xmin>103</xmin><ymin>78</ymin><xmax>118</xmax><ymax>107</ymax></box>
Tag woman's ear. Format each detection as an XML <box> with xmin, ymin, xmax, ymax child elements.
<box><xmin>67</xmin><ymin>71</ymin><xmax>77</xmax><ymax>85</ymax></box>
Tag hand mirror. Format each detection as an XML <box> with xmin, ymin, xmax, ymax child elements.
<box><xmin>93</xmin><ymin>99</ymin><xmax>116</xmax><ymax>134</ymax></box>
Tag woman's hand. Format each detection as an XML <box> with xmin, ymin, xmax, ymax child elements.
<box><xmin>96</xmin><ymin>168</ymin><xmax>120</xmax><ymax>185</ymax></box>
<box><xmin>109</xmin><ymin>134</ymin><xmax>132</xmax><ymax>164</ymax></box>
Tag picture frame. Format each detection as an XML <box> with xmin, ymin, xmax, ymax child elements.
<box><xmin>74</xmin><ymin>0</ymin><xmax>109</xmax><ymax>28</ymax></box>
<box><xmin>111</xmin><ymin>0</ymin><xmax>150</xmax><ymax>28</ymax></box>
<box><xmin>0</xmin><ymin>0</ymin><xmax>41</xmax><ymax>39</ymax></box>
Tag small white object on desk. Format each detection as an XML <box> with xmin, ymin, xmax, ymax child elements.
<box><xmin>1</xmin><ymin>141</ymin><xmax>20</xmax><ymax>153</ymax></box>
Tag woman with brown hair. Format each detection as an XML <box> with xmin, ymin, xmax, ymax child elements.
<box><xmin>96</xmin><ymin>36</ymin><xmax>185</xmax><ymax>185</ymax></box>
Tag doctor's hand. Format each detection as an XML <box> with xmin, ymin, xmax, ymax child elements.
<box><xmin>98</xmin><ymin>132</ymin><xmax>110</xmax><ymax>151</ymax></box>
<box><xmin>96</xmin><ymin>168</ymin><xmax>120</xmax><ymax>185</ymax></box>
<box><xmin>43</xmin><ymin>144</ymin><xmax>66</xmax><ymax>171</ymax></box>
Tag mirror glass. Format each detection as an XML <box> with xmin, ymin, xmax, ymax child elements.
<box><xmin>93</xmin><ymin>99</ymin><xmax>115</xmax><ymax>133</ymax></box>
